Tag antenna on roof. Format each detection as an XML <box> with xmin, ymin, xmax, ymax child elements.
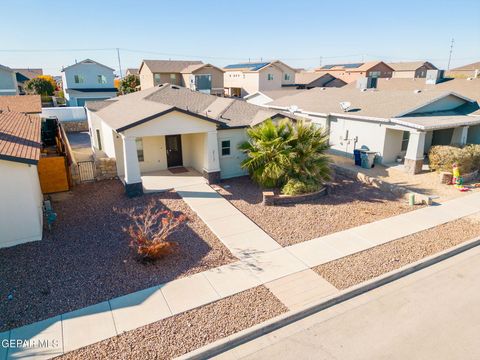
<box><xmin>339</xmin><ymin>102</ymin><xmax>351</xmax><ymax>112</ymax></box>
<box><xmin>288</xmin><ymin>105</ymin><xmax>298</xmax><ymax>114</ymax></box>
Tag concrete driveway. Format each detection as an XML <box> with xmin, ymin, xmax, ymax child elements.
<box><xmin>215</xmin><ymin>244</ymin><xmax>480</xmax><ymax>360</ymax></box>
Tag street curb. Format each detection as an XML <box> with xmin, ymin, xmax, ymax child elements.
<box><xmin>176</xmin><ymin>236</ymin><xmax>480</xmax><ymax>360</ymax></box>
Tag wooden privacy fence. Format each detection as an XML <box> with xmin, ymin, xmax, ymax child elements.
<box><xmin>38</xmin><ymin>156</ymin><xmax>70</xmax><ymax>193</ymax></box>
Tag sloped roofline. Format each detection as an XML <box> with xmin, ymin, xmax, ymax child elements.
<box><xmin>62</xmin><ymin>59</ymin><xmax>115</xmax><ymax>72</ymax></box>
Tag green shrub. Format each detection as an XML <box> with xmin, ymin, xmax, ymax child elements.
<box><xmin>428</xmin><ymin>145</ymin><xmax>480</xmax><ymax>173</ymax></box>
<box><xmin>282</xmin><ymin>178</ymin><xmax>322</xmax><ymax>196</ymax></box>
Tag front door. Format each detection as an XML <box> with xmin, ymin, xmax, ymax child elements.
<box><xmin>166</xmin><ymin>134</ymin><xmax>183</xmax><ymax>167</ymax></box>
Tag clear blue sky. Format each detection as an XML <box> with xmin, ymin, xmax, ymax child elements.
<box><xmin>1</xmin><ymin>0</ymin><xmax>479</xmax><ymax>75</ymax></box>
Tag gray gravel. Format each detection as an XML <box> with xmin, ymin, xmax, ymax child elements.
<box><xmin>0</xmin><ymin>180</ymin><xmax>235</xmax><ymax>332</ymax></box>
<box><xmin>314</xmin><ymin>216</ymin><xmax>480</xmax><ymax>290</ymax></box>
<box><xmin>216</xmin><ymin>176</ymin><xmax>418</xmax><ymax>247</ymax></box>
<box><xmin>58</xmin><ymin>285</ymin><xmax>287</xmax><ymax>360</ymax></box>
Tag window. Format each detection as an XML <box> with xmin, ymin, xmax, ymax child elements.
<box><xmin>96</xmin><ymin>129</ymin><xmax>102</xmax><ymax>150</ymax></box>
<box><xmin>284</xmin><ymin>73</ymin><xmax>291</xmax><ymax>81</ymax></box>
<box><xmin>170</xmin><ymin>74</ymin><xmax>176</xmax><ymax>80</ymax></box>
<box><xmin>369</xmin><ymin>71</ymin><xmax>381</xmax><ymax>78</ymax></box>
<box><xmin>401</xmin><ymin>131</ymin><xmax>410</xmax><ymax>151</ymax></box>
<box><xmin>154</xmin><ymin>73</ymin><xmax>161</xmax><ymax>85</ymax></box>
<box><xmin>136</xmin><ymin>138</ymin><xmax>144</xmax><ymax>162</ymax></box>
<box><xmin>267</xmin><ymin>73</ymin><xmax>274</xmax><ymax>81</ymax></box>
<box><xmin>74</xmin><ymin>74</ymin><xmax>85</xmax><ymax>84</ymax></box>
<box><xmin>221</xmin><ymin>140</ymin><xmax>231</xmax><ymax>157</ymax></box>
<box><xmin>97</xmin><ymin>75</ymin><xmax>107</xmax><ymax>84</ymax></box>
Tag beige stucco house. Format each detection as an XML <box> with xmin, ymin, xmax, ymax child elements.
<box><xmin>223</xmin><ymin>60</ymin><xmax>297</xmax><ymax>97</ymax></box>
<box><xmin>388</xmin><ymin>61</ymin><xmax>437</xmax><ymax>79</ymax></box>
<box><xmin>138</xmin><ymin>60</ymin><xmax>224</xmax><ymax>95</ymax></box>
<box><xmin>315</xmin><ymin>61</ymin><xmax>394</xmax><ymax>84</ymax></box>
<box><xmin>86</xmin><ymin>83</ymin><xmax>292</xmax><ymax>196</ymax></box>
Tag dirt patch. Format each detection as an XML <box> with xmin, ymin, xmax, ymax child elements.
<box><xmin>216</xmin><ymin>176</ymin><xmax>418</xmax><ymax>247</ymax></box>
<box><xmin>0</xmin><ymin>180</ymin><xmax>235</xmax><ymax>332</ymax></box>
<box><xmin>314</xmin><ymin>216</ymin><xmax>480</xmax><ymax>290</ymax></box>
<box><xmin>58</xmin><ymin>286</ymin><xmax>287</xmax><ymax>360</ymax></box>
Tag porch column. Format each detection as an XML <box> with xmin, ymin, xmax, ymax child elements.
<box><xmin>404</xmin><ymin>131</ymin><xmax>426</xmax><ymax>175</ymax></box>
<box><xmin>203</xmin><ymin>131</ymin><xmax>221</xmax><ymax>184</ymax></box>
<box><xmin>122</xmin><ymin>135</ymin><xmax>143</xmax><ymax>197</ymax></box>
<box><xmin>450</xmin><ymin>126</ymin><xmax>469</xmax><ymax>146</ymax></box>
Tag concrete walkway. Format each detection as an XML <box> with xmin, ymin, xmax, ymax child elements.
<box><xmin>212</xmin><ymin>244</ymin><xmax>480</xmax><ymax>360</ymax></box>
<box><xmin>3</xmin><ymin>183</ymin><xmax>480</xmax><ymax>359</ymax></box>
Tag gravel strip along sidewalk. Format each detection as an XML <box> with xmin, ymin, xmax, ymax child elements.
<box><xmin>0</xmin><ymin>180</ymin><xmax>235</xmax><ymax>332</ymax></box>
<box><xmin>57</xmin><ymin>286</ymin><xmax>287</xmax><ymax>360</ymax></box>
<box><xmin>314</xmin><ymin>215</ymin><xmax>480</xmax><ymax>290</ymax></box>
<box><xmin>216</xmin><ymin>176</ymin><xmax>419</xmax><ymax>247</ymax></box>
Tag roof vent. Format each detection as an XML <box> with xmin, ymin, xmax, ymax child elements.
<box><xmin>414</xmin><ymin>89</ymin><xmax>422</xmax><ymax>94</ymax></box>
<box><xmin>360</xmin><ymin>88</ymin><xmax>367</xmax><ymax>92</ymax></box>
<box><xmin>171</xmin><ymin>85</ymin><xmax>180</xmax><ymax>90</ymax></box>
<box><xmin>467</xmin><ymin>77</ymin><xmax>473</xmax><ymax>81</ymax></box>
<box><xmin>339</xmin><ymin>101</ymin><xmax>351</xmax><ymax>112</ymax></box>
<box><xmin>320</xmin><ymin>87</ymin><xmax>326</xmax><ymax>90</ymax></box>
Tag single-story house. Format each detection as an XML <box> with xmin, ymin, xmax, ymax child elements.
<box><xmin>0</xmin><ymin>110</ymin><xmax>43</xmax><ymax>248</ymax></box>
<box><xmin>447</xmin><ymin>61</ymin><xmax>480</xmax><ymax>78</ymax></box>
<box><xmin>387</xmin><ymin>61</ymin><xmax>437</xmax><ymax>79</ymax></box>
<box><xmin>267</xmin><ymin>87</ymin><xmax>480</xmax><ymax>174</ymax></box>
<box><xmin>86</xmin><ymin>83</ymin><xmax>293</xmax><ymax>196</ymax></box>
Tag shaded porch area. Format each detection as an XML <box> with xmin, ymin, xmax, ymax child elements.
<box><xmin>141</xmin><ymin>167</ymin><xmax>206</xmax><ymax>193</ymax></box>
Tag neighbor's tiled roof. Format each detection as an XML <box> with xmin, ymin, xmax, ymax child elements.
<box><xmin>387</xmin><ymin>61</ymin><xmax>436</xmax><ymax>71</ymax></box>
<box><xmin>86</xmin><ymin>84</ymin><xmax>289</xmax><ymax>131</ymax></box>
<box><xmin>450</xmin><ymin>61</ymin><xmax>480</xmax><ymax>71</ymax></box>
<box><xmin>141</xmin><ymin>60</ymin><xmax>203</xmax><ymax>73</ymax></box>
<box><xmin>0</xmin><ymin>95</ymin><xmax>42</xmax><ymax>113</ymax></box>
<box><xmin>0</xmin><ymin>111</ymin><xmax>41</xmax><ymax>164</ymax></box>
<box><xmin>13</xmin><ymin>68</ymin><xmax>43</xmax><ymax>80</ymax></box>
<box><xmin>268</xmin><ymin>87</ymin><xmax>475</xmax><ymax>118</ymax></box>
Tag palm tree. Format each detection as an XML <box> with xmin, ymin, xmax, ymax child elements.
<box><xmin>239</xmin><ymin>119</ymin><xmax>294</xmax><ymax>188</ymax></box>
<box><xmin>239</xmin><ymin>118</ymin><xmax>331</xmax><ymax>194</ymax></box>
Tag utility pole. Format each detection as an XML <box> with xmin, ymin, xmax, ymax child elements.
<box><xmin>319</xmin><ymin>56</ymin><xmax>323</xmax><ymax>67</ymax></box>
<box><xmin>447</xmin><ymin>38</ymin><xmax>455</xmax><ymax>70</ymax></box>
<box><xmin>116</xmin><ymin>48</ymin><xmax>123</xmax><ymax>78</ymax></box>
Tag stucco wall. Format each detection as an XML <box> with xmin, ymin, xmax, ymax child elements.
<box><xmin>467</xmin><ymin>125</ymin><xmax>480</xmax><ymax>143</ymax></box>
<box><xmin>392</xmin><ymin>70</ymin><xmax>416</xmax><ymax>79</ymax></box>
<box><xmin>41</xmin><ymin>107</ymin><xmax>87</xmax><ymax>122</ymax></box>
<box><xmin>382</xmin><ymin>128</ymin><xmax>404</xmax><ymax>163</ymax></box>
<box><xmin>257</xmin><ymin>66</ymin><xmax>283</xmax><ymax>93</ymax></box>
<box><xmin>218</xmin><ymin>128</ymin><xmax>248</xmax><ymax>179</ymax></box>
<box><xmin>139</xmin><ymin>65</ymin><xmax>155</xmax><ymax>90</ymax></box>
<box><xmin>137</xmin><ymin>135</ymin><xmax>168</xmax><ymax>173</ymax></box>
<box><xmin>0</xmin><ymin>160</ymin><xmax>43</xmax><ymax>248</ymax></box>
<box><xmin>181</xmin><ymin>66</ymin><xmax>224</xmax><ymax>91</ymax></box>
<box><xmin>63</xmin><ymin>62</ymin><xmax>115</xmax><ymax>90</ymax></box>
<box><xmin>182</xmin><ymin>133</ymin><xmax>206</xmax><ymax>172</ymax></box>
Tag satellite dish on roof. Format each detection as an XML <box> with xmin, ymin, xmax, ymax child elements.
<box><xmin>339</xmin><ymin>101</ymin><xmax>351</xmax><ymax>112</ymax></box>
<box><xmin>288</xmin><ymin>105</ymin><xmax>299</xmax><ymax>114</ymax></box>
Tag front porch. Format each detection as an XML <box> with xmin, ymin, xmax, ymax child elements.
<box><xmin>141</xmin><ymin>167</ymin><xmax>206</xmax><ymax>193</ymax></box>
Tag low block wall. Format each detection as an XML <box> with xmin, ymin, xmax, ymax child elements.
<box><xmin>61</xmin><ymin>120</ymin><xmax>88</xmax><ymax>132</ymax></box>
<box><xmin>41</xmin><ymin>107</ymin><xmax>87</xmax><ymax>122</ymax></box>
<box><xmin>262</xmin><ymin>187</ymin><xmax>327</xmax><ymax>206</ymax></box>
<box><xmin>332</xmin><ymin>164</ymin><xmax>433</xmax><ymax>205</ymax></box>
<box><xmin>95</xmin><ymin>157</ymin><xmax>117</xmax><ymax>181</ymax></box>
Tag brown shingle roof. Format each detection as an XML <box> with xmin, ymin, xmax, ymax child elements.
<box><xmin>14</xmin><ymin>68</ymin><xmax>43</xmax><ymax>80</ymax></box>
<box><xmin>0</xmin><ymin>95</ymin><xmax>42</xmax><ymax>114</ymax></box>
<box><xmin>141</xmin><ymin>60</ymin><xmax>203</xmax><ymax>73</ymax></box>
<box><xmin>0</xmin><ymin>111</ymin><xmax>41</xmax><ymax>164</ymax></box>
<box><xmin>387</xmin><ymin>61</ymin><xmax>437</xmax><ymax>71</ymax></box>
<box><xmin>450</xmin><ymin>62</ymin><xmax>480</xmax><ymax>71</ymax></box>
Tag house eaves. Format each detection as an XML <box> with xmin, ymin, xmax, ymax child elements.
<box><xmin>394</xmin><ymin>92</ymin><xmax>476</xmax><ymax>117</ymax></box>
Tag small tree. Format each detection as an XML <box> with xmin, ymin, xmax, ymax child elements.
<box><xmin>240</xmin><ymin>118</ymin><xmax>331</xmax><ymax>195</ymax></box>
<box><xmin>37</xmin><ymin>75</ymin><xmax>57</xmax><ymax>91</ymax></box>
<box><xmin>25</xmin><ymin>77</ymin><xmax>55</xmax><ymax>96</ymax></box>
<box><xmin>115</xmin><ymin>200</ymin><xmax>187</xmax><ymax>262</ymax></box>
<box><xmin>120</xmin><ymin>74</ymin><xmax>140</xmax><ymax>94</ymax></box>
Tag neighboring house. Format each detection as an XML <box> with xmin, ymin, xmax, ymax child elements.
<box><xmin>447</xmin><ymin>62</ymin><xmax>480</xmax><ymax>78</ymax></box>
<box><xmin>267</xmin><ymin>87</ymin><xmax>480</xmax><ymax>174</ymax></box>
<box><xmin>138</xmin><ymin>60</ymin><xmax>224</xmax><ymax>95</ymax></box>
<box><xmin>290</xmin><ymin>72</ymin><xmax>347</xmax><ymax>89</ymax></box>
<box><xmin>245</xmin><ymin>88</ymin><xmax>308</xmax><ymax>106</ymax></box>
<box><xmin>0</xmin><ymin>95</ymin><xmax>42</xmax><ymax>114</ymax></box>
<box><xmin>14</xmin><ymin>68</ymin><xmax>43</xmax><ymax>94</ymax></box>
<box><xmin>223</xmin><ymin>60</ymin><xmax>297</xmax><ymax>97</ymax></box>
<box><xmin>387</xmin><ymin>61</ymin><xmax>437</xmax><ymax>79</ymax></box>
<box><xmin>0</xmin><ymin>64</ymin><xmax>19</xmax><ymax>96</ymax></box>
<box><xmin>61</xmin><ymin>59</ymin><xmax>117</xmax><ymax>106</ymax></box>
<box><xmin>85</xmin><ymin>84</ymin><xmax>293</xmax><ymax>196</ymax></box>
<box><xmin>125</xmin><ymin>68</ymin><xmax>139</xmax><ymax>76</ymax></box>
<box><xmin>0</xmin><ymin>110</ymin><xmax>43</xmax><ymax>248</ymax></box>
<box><xmin>314</xmin><ymin>61</ymin><xmax>394</xmax><ymax>83</ymax></box>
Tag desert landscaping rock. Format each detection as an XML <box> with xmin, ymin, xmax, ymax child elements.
<box><xmin>58</xmin><ymin>286</ymin><xmax>287</xmax><ymax>360</ymax></box>
<box><xmin>0</xmin><ymin>180</ymin><xmax>235</xmax><ymax>332</ymax></box>
<box><xmin>216</xmin><ymin>176</ymin><xmax>418</xmax><ymax>246</ymax></box>
<box><xmin>314</xmin><ymin>215</ymin><xmax>480</xmax><ymax>289</ymax></box>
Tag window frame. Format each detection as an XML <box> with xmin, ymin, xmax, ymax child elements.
<box><xmin>284</xmin><ymin>73</ymin><xmax>291</xmax><ymax>81</ymax></box>
<box><xmin>401</xmin><ymin>131</ymin><xmax>410</xmax><ymax>152</ymax></box>
<box><xmin>267</xmin><ymin>73</ymin><xmax>274</xmax><ymax>81</ymax></box>
<box><xmin>97</xmin><ymin>74</ymin><xmax>107</xmax><ymax>84</ymax></box>
<box><xmin>220</xmin><ymin>139</ymin><xmax>232</xmax><ymax>158</ymax></box>
<box><xmin>154</xmin><ymin>73</ymin><xmax>161</xmax><ymax>85</ymax></box>
<box><xmin>74</xmin><ymin>74</ymin><xmax>85</xmax><ymax>84</ymax></box>
<box><xmin>136</xmin><ymin>138</ymin><xmax>144</xmax><ymax>162</ymax></box>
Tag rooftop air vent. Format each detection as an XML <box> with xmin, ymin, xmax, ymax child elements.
<box><xmin>360</xmin><ymin>88</ymin><xmax>367</xmax><ymax>92</ymax></box>
<box><xmin>414</xmin><ymin>89</ymin><xmax>422</xmax><ymax>94</ymax></box>
<box><xmin>171</xmin><ymin>85</ymin><xmax>180</xmax><ymax>90</ymax></box>
<box><xmin>320</xmin><ymin>87</ymin><xmax>326</xmax><ymax>90</ymax></box>
<box><xmin>467</xmin><ymin>77</ymin><xmax>473</xmax><ymax>81</ymax></box>
<box><xmin>339</xmin><ymin>101</ymin><xmax>351</xmax><ymax>112</ymax></box>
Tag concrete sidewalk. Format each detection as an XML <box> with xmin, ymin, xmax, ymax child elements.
<box><xmin>212</xmin><ymin>244</ymin><xmax>480</xmax><ymax>360</ymax></box>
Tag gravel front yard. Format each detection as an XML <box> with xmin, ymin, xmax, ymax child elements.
<box><xmin>0</xmin><ymin>180</ymin><xmax>235</xmax><ymax>332</ymax></box>
<box><xmin>314</xmin><ymin>215</ymin><xmax>480</xmax><ymax>289</ymax></box>
<box><xmin>216</xmin><ymin>175</ymin><xmax>418</xmax><ymax>246</ymax></box>
<box><xmin>59</xmin><ymin>286</ymin><xmax>287</xmax><ymax>360</ymax></box>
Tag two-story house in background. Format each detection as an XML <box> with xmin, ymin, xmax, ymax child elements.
<box><xmin>314</xmin><ymin>61</ymin><xmax>394</xmax><ymax>83</ymax></box>
<box><xmin>0</xmin><ymin>64</ymin><xmax>19</xmax><ymax>96</ymax></box>
<box><xmin>138</xmin><ymin>60</ymin><xmax>224</xmax><ymax>95</ymax></box>
<box><xmin>61</xmin><ymin>59</ymin><xmax>117</xmax><ymax>106</ymax></box>
<box><xmin>223</xmin><ymin>60</ymin><xmax>297</xmax><ymax>97</ymax></box>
